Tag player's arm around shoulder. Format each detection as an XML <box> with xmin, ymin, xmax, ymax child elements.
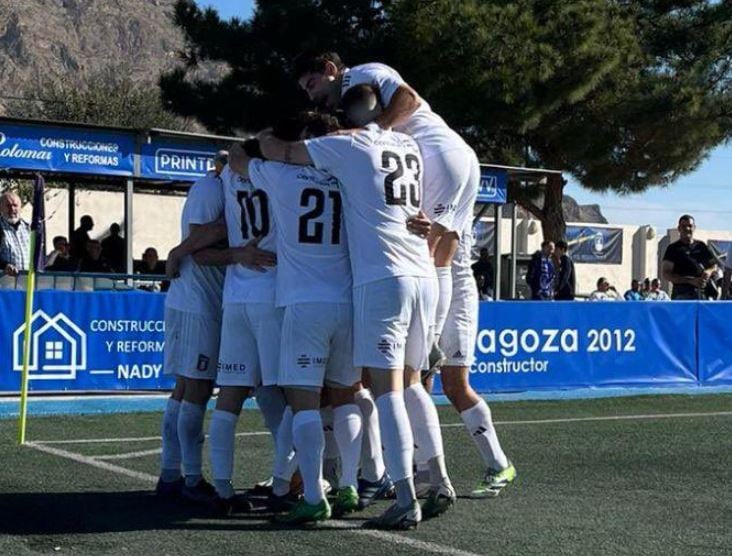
<box><xmin>374</xmin><ymin>84</ymin><xmax>421</xmax><ymax>129</ymax></box>
<box><xmin>257</xmin><ymin>129</ymin><xmax>313</xmax><ymax>166</ymax></box>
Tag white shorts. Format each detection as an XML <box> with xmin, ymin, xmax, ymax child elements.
<box><xmin>279</xmin><ymin>302</ymin><xmax>360</xmax><ymax>389</ymax></box>
<box><xmin>354</xmin><ymin>276</ymin><xmax>438</xmax><ymax>371</ymax></box>
<box><xmin>216</xmin><ymin>302</ymin><xmax>283</xmax><ymax>388</ymax></box>
<box><xmin>423</xmin><ymin>146</ymin><xmax>480</xmax><ymax>236</ymax></box>
<box><xmin>164</xmin><ymin>307</ymin><xmax>220</xmax><ymax>380</ymax></box>
<box><xmin>440</xmin><ymin>233</ymin><xmax>479</xmax><ymax>367</ymax></box>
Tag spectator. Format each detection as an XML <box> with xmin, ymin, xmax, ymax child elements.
<box><xmin>723</xmin><ymin>243</ymin><xmax>732</xmax><ymax>300</ymax></box>
<box><xmin>46</xmin><ymin>236</ymin><xmax>76</xmax><ymax>271</ymax></box>
<box><xmin>471</xmin><ymin>247</ymin><xmax>494</xmax><ymax>299</ymax></box>
<box><xmin>476</xmin><ymin>274</ymin><xmax>493</xmax><ymax>301</ymax></box>
<box><xmin>589</xmin><ymin>277</ymin><xmax>621</xmax><ymax>301</ymax></box>
<box><xmin>77</xmin><ymin>240</ymin><xmax>113</xmax><ymax>273</ymax></box>
<box><xmin>554</xmin><ymin>240</ymin><xmax>576</xmax><ymax>300</ymax></box>
<box><xmin>661</xmin><ymin>214</ymin><xmax>717</xmax><ymax>300</ymax></box>
<box><xmin>135</xmin><ymin>247</ymin><xmax>166</xmax><ymax>275</ymax></box>
<box><xmin>526</xmin><ymin>240</ymin><xmax>555</xmax><ymax>300</ymax></box>
<box><xmin>213</xmin><ymin>150</ymin><xmax>229</xmax><ymax>176</ymax></box>
<box><xmin>640</xmin><ymin>278</ymin><xmax>651</xmax><ymax>299</ymax></box>
<box><xmin>101</xmin><ymin>223</ymin><xmax>126</xmax><ymax>272</ymax></box>
<box><xmin>646</xmin><ymin>278</ymin><xmax>670</xmax><ymax>301</ymax></box>
<box><xmin>70</xmin><ymin>215</ymin><xmax>94</xmax><ymax>262</ymax></box>
<box><xmin>0</xmin><ymin>191</ymin><xmax>30</xmax><ymax>276</ymax></box>
<box><xmin>624</xmin><ymin>279</ymin><xmax>643</xmax><ymax>301</ymax></box>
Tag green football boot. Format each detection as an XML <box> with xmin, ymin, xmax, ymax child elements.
<box><xmin>276</xmin><ymin>498</ymin><xmax>331</xmax><ymax>525</ymax></box>
<box><xmin>470</xmin><ymin>462</ymin><xmax>517</xmax><ymax>498</ymax></box>
<box><xmin>331</xmin><ymin>486</ymin><xmax>360</xmax><ymax>518</ymax></box>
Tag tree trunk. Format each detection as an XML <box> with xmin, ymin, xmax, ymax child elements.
<box><xmin>540</xmin><ymin>173</ymin><xmax>567</xmax><ymax>242</ymax></box>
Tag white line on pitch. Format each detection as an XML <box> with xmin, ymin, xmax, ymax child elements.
<box><xmin>25</xmin><ymin>442</ymin><xmax>483</xmax><ymax>556</ymax></box>
<box><xmin>94</xmin><ymin>448</ymin><xmax>162</xmax><ymax>460</ymax></box>
<box><xmin>33</xmin><ymin>410</ymin><xmax>732</xmax><ymax>446</ymax></box>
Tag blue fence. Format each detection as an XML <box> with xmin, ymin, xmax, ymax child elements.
<box><xmin>0</xmin><ymin>290</ymin><xmax>730</xmax><ymax>393</ymax></box>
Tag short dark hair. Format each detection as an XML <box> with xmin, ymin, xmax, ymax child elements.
<box><xmin>541</xmin><ymin>240</ymin><xmax>554</xmax><ymax>248</ymax></box>
<box><xmin>273</xmin><ymin>111</ymin><xmax>341</xmax><ymax>141</ymax></box>
<box><xmin>678</xmin><ymin>214</ymin><xmax>695</xmax><ymax>225</ymax></box>
<box><xmin>293</xmin><ymin>51</ymin><xmax>345</xmax><ymax>79</ymax></box>
<box><xmin>52</xmin><ymin>235</ymin><xmax>67</xmax><ymax>247</ymax></box>
<box><xmin>341</xmin><ymin>83</ymin><xmax>383</xmax><ymax>115</ymax></box>
<box><xmin>144</xmin><ymin>247</ymin><xmax>158</xmax><ymax>257</ymax></box>
<box><xmin>556</xmin><ymin>240</ymin><xmax>568</xmax><ymax>250</ymax></box>
<box><xmin>110</xmin><ymin>223</ymin><xmax>121</xmax><ymax>235</ymax></box>
<box><xmin>81</xmin><ymin>215</ymin><xmax>93</xmax><ymax>226</ymax></box>
<box><xmin>597</xmin><ymin>277</ymin><xmax>608</xmax><ymax>288</ymax></box>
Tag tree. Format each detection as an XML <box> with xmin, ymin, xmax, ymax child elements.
<box><xmin>161</xmin><ymin>0</ymin><xmax>732</xmax><ymax>240</ymax></box>
<box><xmin>7</xmin><ymin>65</ymin><xmax>191</xmax><ymax>131</ymax></box>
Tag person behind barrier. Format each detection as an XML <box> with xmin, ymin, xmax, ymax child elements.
<box><xmin>46</xmin><ymin>236</ymin><xmax>76</xmax><ymax>271</ymax></box>
<box><xmin>589</xmin><ymin>277</ymin><xmax>620</xmax><ymax>301</ymax></box>
<box><xmin>723</xmin><ymin>244</ymin><xmax>732</xmax><ymax>300</ymax></box>
<box><xmin>102</xmin><ymin>223</ymin><xmax>126</xmax><ymax>272</ymax></box>
<box><xmin>554</xmin><ymin>240</ymin><xmax>575</xmax><ymax>300</ymax></box>
<box><xmin>661</xmin><ymin>215</ymin><xmax>717</xmax><ymax>300</ymax></box>
<box><xmin>526</xmin><ymin>240</ymin><xmax>555</xmax><ymax>300</ymax></box>
<box><xmin>471</xmin><ymin>248</ymin><xmax>494</xmax><ymax>299</ymax></box>
<box><xmin>77</xmin><ymin>239</ymin><xmax>113</xmax><ymax>273</ymax></box>
<box><xmin>645</xmin><ymin>278</ymin><xmax>670</xmax><ymax>301</ymax></box>
<box><xmin>0</xmin><ymin>191</ymin><xmax>30</xmax><ymax>277</ymax></box>
<box><xmin>624</xmin><ymin>279</ymin><xmax>643</xmax><ymax>301</ymax></box>
<box><xmin>70</xmin><ymin>215</ymin><xmax>94</xmax><ymax>263</ymax></box>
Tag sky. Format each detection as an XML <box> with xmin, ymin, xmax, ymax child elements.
<box><xmin>196</xmin><ymin>0</ymin><xmax>732</xmax><ymax>234</ymax></box>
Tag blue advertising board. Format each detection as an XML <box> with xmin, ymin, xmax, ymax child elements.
<box><xmin>435</xmin><ymin>301</ymin><xmax>698</xmax><ymax>394</ymax></box>
<box><xmin>477</xmin><ymin>167</ymin><xmax>508</xmax><ymax>204</ymax></box>
<box><xmin>0</xmin><ymin>122</ymin><xmax>134</xmax><ymax>176</ymax></box>
<box><xmin>697</xmin><ymin>302</ymin><xmax>732</xmax><ymax>385</ymax></box>
<box><xmin>140</xmin><ymin>137</ymin><xmax>223</xmax><ymax>181</ymax></box>
<box><xmin>0</xmin><ymin>290</ymin><xmax>172</xmax><ymax>392</ymax></box>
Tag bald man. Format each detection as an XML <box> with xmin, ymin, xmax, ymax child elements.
<box><xmin>0</xmin><ymin>191</ymin><xmax>31</xmax><ymax>277</ymax></box>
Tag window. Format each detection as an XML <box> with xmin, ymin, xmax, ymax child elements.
<box><xmin>45</xmin><ymin>341</ymin><xmax>64</xmax><ymax>361</ymax></box>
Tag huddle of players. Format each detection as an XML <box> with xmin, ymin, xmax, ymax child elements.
<box><xmin>157</xmin><ymin>53</ymin><xmax>516</xmax><ymax>531</ymax></box>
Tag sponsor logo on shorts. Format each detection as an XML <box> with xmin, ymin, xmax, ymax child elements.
<box><xmin>297</xmin><ymin>354</ymin><xmax>328</xmax><ymax>368</ymax></box>
<box><xmin>297</xmin><ymin>354</ymin><xmax>311</xmax><ymax>368</ymax></box>
<box><xmin>432</xmin><ymin>203</ymin><xmax>455</xmax><ymax>217</ymax></box>
<box><xmin>452</xmin><ymin>350</ymin><xmax>464</xmax><ymax>359</ymax></box>
<box><xmin>377</xmin><ymin>338</ymin><xmax>402</xmax><ymax>355</ymax></box>
<box><xmin>217</xmin><ymin>362</ymin><xmax>247</xmax><ymax>373</ymax></box>
<box><xmin>196</xmin><ymin>354</ymin><xmax>210</xmax><ymax>372</ymax></box>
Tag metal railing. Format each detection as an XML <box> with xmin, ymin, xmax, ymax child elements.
<box><xmin>0</xmin><ymin>270</ymin><xmax>168</xmax><ymax>292</ymax></box>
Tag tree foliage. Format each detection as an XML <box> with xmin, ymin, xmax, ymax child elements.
<box><xmin>161</xmin><ymin>0</ymin><xmax>732</xmax><ymax>240</ymax></box>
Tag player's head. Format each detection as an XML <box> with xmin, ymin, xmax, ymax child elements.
<box><xmin>341</xmin><ymin>84</ymin><xmax>384</xmax><ymax>127</ymax></box>
<box><xmin>294</xmin><ymin>51</ymin><xmax>345</xmax><ymax>109</ymax></box>
<box><xmin>273</xmin><ymin>111</ymin><xmax>341</xmax><ymax>141</ymax></box>
<box><xmin>213</xmin><ymin>150</ymin><xmax>229</xmax><ymax>175</ymax></box>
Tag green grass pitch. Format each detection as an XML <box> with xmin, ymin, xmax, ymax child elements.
<box><xmin>0</xmin><ymin>394</ymin><xmax>730</xmax><ymax>555</ymax></box>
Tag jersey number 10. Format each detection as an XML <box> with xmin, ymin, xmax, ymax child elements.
<box><xmin>237</xmin><ymin>190</ymin><xmax>270</xmax><ymax>240</ymax></box>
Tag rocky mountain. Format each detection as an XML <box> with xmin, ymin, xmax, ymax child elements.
<box><xmin>0</xmin><ymin>0</ymin><xmax>184</xmax><ymax>111</ymax></box>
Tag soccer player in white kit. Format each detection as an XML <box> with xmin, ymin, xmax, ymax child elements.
<box><xmin>156</xmin><ymin>168</ymin><xmax>226</xmax><ymax>502</ymax></box>
<box><xmin>259</xmin><ymin>97</ymin><xmax>451</xmax><ymax>530</ymax></box>
<box><xmin>295</xmin><ymin>53</ymin><xmax>516</xmax><ymax>497</ymax></box>
<box><xmin>229</xmin><ymin>113</ymin><xmax>368</xmax><ymax>524</ymax></box>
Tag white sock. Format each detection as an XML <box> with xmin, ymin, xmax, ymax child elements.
<box><xmin>461</xmin><ymin>401</ymin><xmax>509</xmax><ymax>470</ymax></box>
<box><xmin>272</xmin><ymin>406</ymin><xmax>295</xmax><ymax>496</ymax></box>
<box><xmin>434</xmin><ymin>266</ymin><xmax>453</xmax><ymax>338</ymax></box>
<box><xmin>375</xmin><ymin>391</ymin><xmax>414</xmax><ymax>483</ymax></box>
<box><xmin>208</xmin><ymin>409</ymin><xmax>239</xmax><ymax>498</ymax></box>
<box><xmin>321</xmin><ymin>406</ymin><xmax>340</xmax><ymax>486</ymax></box>
<box><xmin>404</xmin><ymin>383</ymin><xmax>448</xmax><ymax>485</ymax></box>
<box><xmin>160</xmin><ymin>398</ymin><xmax>181</xmax><ymax>480</ymax></box>
<box><xmin>354</xmin><ymin>388</ymin><xmax>385</xmax><ymax>482</ymax></box>
<box><xmin>292</xmin><ymin>410</ymin><xmax>325</xmax><ymax>505</ymax></box>
<box><xmin>333</xmin><ymin>404</ymin><xmax>363</xmax><ymax>490</ymax></box>
<box><xmin>178</xmin><ymin>400</ymin><xmax>206</xmax><ymax>484</ymax></box>
<box><xmin>255</xmin><ymin>385</ymin><xmax>287</xmax><ymax>441</ymax></box>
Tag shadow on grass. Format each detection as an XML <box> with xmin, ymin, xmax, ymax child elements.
<box><xmin>0</xmin><ymin>491</ymin><xmax>333</xmax><ymax>535</ymax></box>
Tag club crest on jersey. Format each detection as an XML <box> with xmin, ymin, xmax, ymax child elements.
<box><xmin>196</xmin><ymin>354</ymin><xmax>210</xmax><ymax>372</ymax></box>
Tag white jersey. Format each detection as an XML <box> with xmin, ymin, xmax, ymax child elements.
<box><xmin>248</xmin><ymin>159</ymin><xmax>351</xmax><ymax>307</ymax></box>
<box><xmin>165</xmin><ymin>173</ymin><xmax>225</xmax><ymax>318</ymax></box>
<box><xmin>220</xmin><ymin>164</ymin><xmax>277</xmax><ymax>304</ymax></box>
<box><xmin>341</xmin><ymin>63</ymin><xmax>467</xmax><ymax>156</ymax></box>
<box><xmin>305</xmin><ymin>124</ymin><xmax>434</xmax><ymax>287</ymax></box>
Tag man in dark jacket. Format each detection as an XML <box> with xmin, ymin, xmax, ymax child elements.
<box><xmin>526</xmin><ymin>240</ymin><xmax>555</xmax><ymax>300</ymax></box>
<box><xmin>661</xmin><ymin>215</ymin><xmax>717</xmax><ymax>300</ymax></box>
<box><xmin>554</xmin><ymin>240</ymin><xmax>575</xmax><ymax>300</ymax></box>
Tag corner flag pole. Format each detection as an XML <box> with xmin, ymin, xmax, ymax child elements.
<box><xmin>18</xmin><ymin>173</ymin><xmax>46</xmax><ymax>445</ymax></box>
<box><xmin>17</xmin><ymin>231</ymin><xmax>36</xmax><ymax>445</ymax></box>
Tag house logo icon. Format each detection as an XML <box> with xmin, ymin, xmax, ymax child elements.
<box><xmin>12</xmin><ymin>310</ymin><xmax>87</xmax><ymax>381</ymax></box>
<box><xmin>479</xmin><ymin>175</ymin><xmax>498</xmax><ymax>198</ymax></box>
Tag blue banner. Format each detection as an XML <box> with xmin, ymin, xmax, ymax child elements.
<box><xmin>709</xmin><ymin>240</ymin><xmax>731</xmax><ymax>266</ymax></box>
<box><xmin>0</xmin><ymin>122</ymin><xmax>134</xmax><ymax>176</ymax></box>
<box><xmin>0</xmin><ymin>290</ymin><xmax>172</xmax><ymax>392</ymax></box>
<box><xmin>477</xmin><ymin>168</ymin><xmax>507</xmax><ymax>204</ymax></box>
<box><xmin>435</xmin><ymin>301</ymin><xmax>698</xmax><ymax>394</ymax></box>
<box><xmin>141</xmin><ymin>137</ymin><xmax>223</xmax><ymax>181</ymax></box>
<box><xmin>566</xmin><ymin>225</ymin><xmax>623</xmax><ymax>264</ymax></box>
<box><xmin>697</xmin><ymin>302</ymin><xmax>732</xmax><ymax>385</ymax></box>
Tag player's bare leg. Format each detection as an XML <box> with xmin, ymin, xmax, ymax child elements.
<box><xmin>364</xmin><ymin>368</ymin><xmax>421</xmax><ymax>531</ymax></box>
<box><xmin>178</xmin><ymin>377</ymin><xmax>216</xmax><ymax>503</ymax></box>
<box><xmin>157</xmin><ymin>377</ymin><xmax>186</xmax><ymax>497</ymax></box>
<box><xmin>276</xmin><ymin>387</ymin><xmax>332</xmax><ymax>525</ymax></box>
<box><xmin>327</xmin><ymin>383</ymin><xmax>363</xmax><ymax>517</ymax></box>
<box><xmin>428</xmin><ymin>226</ymin><xmax>459</xmax><ymax>369</ymax></box>
<box><xmin>404</xmin><ymin>367</ymin><xmax>456</xmax><ymax>518</ymax></box>
<box><xmin>208</xmin><ymin>385</ymin><xmax>253</xmax><ymax>515</ymax></box>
